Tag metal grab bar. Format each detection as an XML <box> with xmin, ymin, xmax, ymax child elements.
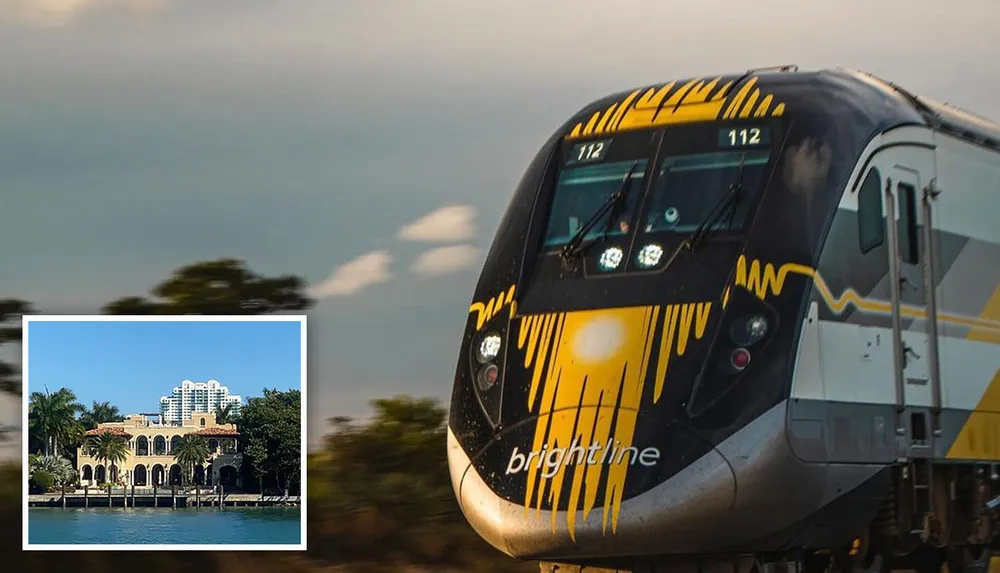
<box><xmin>884</xmin><ymin>178</ymin><xmax>906</xmax><ymax>430</ymax></box>
<box><xmin>922</xmin><ymin>179</ymin><xmax>943</xmax><ymax>434</ymax></box>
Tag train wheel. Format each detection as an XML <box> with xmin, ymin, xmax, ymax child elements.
<box><xmin>946</xmin><ymin>545</ymin><xmax>992</xmax><ymax>573</ymax></box>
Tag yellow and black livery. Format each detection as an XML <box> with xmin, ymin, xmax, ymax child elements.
<box><xmin>448</xmin><ymin>66</ymin><xmax>1000</xmax><ymax>573</ymax></box>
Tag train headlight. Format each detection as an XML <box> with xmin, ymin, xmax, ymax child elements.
<box><xmin>476</xmin><ymin>332</ymin><xmax>502</xmax><ymax>364</ymax></box>
<box><xmin>598</xmin><ymin>246</ymin><xmax>623</xmax><ymax>271</ymax></box>
<box><xmin>477</xmin><ymin>364</ymin><xmax>500</xmax><ymax>392</ymax></box>
<box><xmin>729</xmin><ymin>314</ymin><xmax>768</xmax><ymax>346</ymax></box>
<box><xmin>636</xmin><ymin>243</ymin><xmax>664</xmax><ymax>268</ymax></box>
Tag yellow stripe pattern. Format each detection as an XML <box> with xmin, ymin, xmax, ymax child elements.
<box><xmin>567</xmin><ymin>76</ymin><xmax>785</xmax><ymax>140</ymax></box>
<box><xmin>733</xmin><ymin>256</ymin><xmax>1000</xmax><ymax>335</ymax></box>
<box><xmin>516</xmin><ymin>302</ymin><xmax>713</xmax><ymax>540</ymax></box>
<box><xmin>468</xmin><ymin>285</ymin><xmax>517</xmax><ymax>331</ymax></box>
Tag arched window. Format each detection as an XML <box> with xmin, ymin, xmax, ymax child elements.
<box><xmin>200</xmin><ymin>417</ymin><xmax>206</xmax><ymax>426</ymax></box>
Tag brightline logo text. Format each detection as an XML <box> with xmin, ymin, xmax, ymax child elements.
<box><xmin>506</xmin><ymin>438</ymin><xmax>660</xmax><ymax>479</ymax></box>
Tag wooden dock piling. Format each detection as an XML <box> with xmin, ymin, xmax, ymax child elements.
<box><xmin>29</xmin><ymin>491</ymin><xmax>301</xmax><ymax>508</ymax></box>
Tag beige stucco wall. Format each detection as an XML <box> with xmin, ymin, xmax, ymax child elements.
<box><xmin>76</xmin><ymin>412</ymin><xmax>242</xmax><ymax>487</ymax></box>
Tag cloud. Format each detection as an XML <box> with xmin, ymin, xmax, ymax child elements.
<box><xmin>0</xmin><ymin>0</ymin><xmax>166</xmax><ymax>27</ymax></box>
<box><xmin>308</xmin><ymin>250</ymin><xmax>392</xmax><ymax>298</ymax></box>
<box><xmin>410</xmin><ymin>245</ymin><xmax>480</xmax><ymax>277</ymax></box>
<box><xmin>397</xmin><ymin>205</ymin><xmax>476</xmax><ymax>243</ymax></box>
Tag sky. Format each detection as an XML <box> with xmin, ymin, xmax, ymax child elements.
<box><xmin>0</xmin><ymin>0</ymin><xmax>998</xmax><ymax>453</ymax></box>
<box><xmin>24</xmin><ymin>319</ymin><xmax>302</xmax><ymax>415</ymax></box>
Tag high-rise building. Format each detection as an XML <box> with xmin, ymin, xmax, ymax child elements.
<box><xmin>158</xmin><ymin>379</ymin><xmax>242</xmax><ymax>424</ymax></box>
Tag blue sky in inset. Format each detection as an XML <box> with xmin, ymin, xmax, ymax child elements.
<box><xmin>25</xmin><ymin>319</ymin><xmax>302</xmax><ymax>415</ymax></box>
<box><xmin>1</xmin><ymin>0</ymin><xmax>998</xmax><ymax>452</ymax></box>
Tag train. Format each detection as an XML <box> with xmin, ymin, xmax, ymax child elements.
<box><xmin>446</xmin><ymin>65</ymin><xmax>1000</xmax><ymax>573</ymax></box>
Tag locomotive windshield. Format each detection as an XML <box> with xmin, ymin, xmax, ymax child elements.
<box><xmin>538</xmin><ymin>122</ymin><xmax>778</xmax><ymax>261</ymax></box>
<box><xmin>641</xmin><ymin>149</ymin><xmax>771</xmax><ymax>236</ymax></box>
<box><xmin>541</xmin><ymin>159</ymin><xmax>650</xmax><ymax>249</ymax></box>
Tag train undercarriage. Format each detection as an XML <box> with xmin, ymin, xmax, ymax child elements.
<box><xmin>540</xmin><ymin>461</ymin><xmax>1000</xmax><ymax>573</ymax></box>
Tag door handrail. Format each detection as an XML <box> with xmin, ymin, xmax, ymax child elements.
<box><xmin>921</xmin><ymin>178</ymin><xmax>943</xmax><ymax>433</ymax></box>
<box><xmin>884</xmin><ymin>178</ymin><xmax>907</xmax><ymax>428</ymax></box>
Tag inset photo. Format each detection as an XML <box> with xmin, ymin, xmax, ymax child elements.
<box><xmin>22</xmin><ymin>315</ymin><xmax>307</xmax><ymax>551</ymax></box>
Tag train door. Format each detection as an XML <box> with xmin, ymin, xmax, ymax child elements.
<box><xmin>885</xmin><ymin>158</ymin><xmax>941</xmax><ymax>457</ymax></box>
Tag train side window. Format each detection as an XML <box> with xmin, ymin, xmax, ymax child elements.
<box><xmin>896</xmin><ymin>183</ymin><xmax>920</xmax><ymax>264</ymax></box>
<box><xmin>857</xmin><ymin>167</ymin><xmax>884</xmax><ymax>254</ymax></box>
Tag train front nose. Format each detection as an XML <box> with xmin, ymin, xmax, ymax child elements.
<box><xmin>447</xmin><ymin>405</ymin><xmax>737</xmax><ymax>560</ymax></box>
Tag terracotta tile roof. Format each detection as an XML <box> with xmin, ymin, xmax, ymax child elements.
<box><xmin>193</xmin><ymin>427</ymin><xmax>239</xmax><ymax>437</ymax></box>
<box><xmin>85</xmin><ymin>427</ymin><xmax>133</xmax><ymax>437</ymax></box>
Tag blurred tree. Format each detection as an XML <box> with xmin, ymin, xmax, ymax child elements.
<box><xmin>0</xmin><ymin>462</ymin><xmax>19</xmax><ymax>505</ymax></box>
<box><xmin>102</xmin><ymin>258</ymin><xmax>313</xmax><ymax>315</ymax></box>
<box><xmin>316</xmin><ymin>396</ymin><xmax>485</xmax><ymax>565</ymax></box>
<box><xmin>79</xmin><ymin>400</ymin><xmax>125</xmax><ymax>430</ymax></box>
<box><xmin>0</xmin><ymin>298</ymin><xmax>33</xmax><ymax>395</ymax></box>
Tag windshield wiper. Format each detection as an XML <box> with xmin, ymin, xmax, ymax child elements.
<box><xmin>661</xmin><ymin>154</ymin><xmax>746</xmax><ymax>269</ymax></box>
<box><xmin>560</xmin><ymin>160</ymin><xmax>640</xmax><ymax>263</ymax></box>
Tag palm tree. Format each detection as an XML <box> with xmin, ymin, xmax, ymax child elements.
<box><xmin>215</xmin><ymin>404</ymin><xmax>236</xmax><ymax>425</ymax></box>
<box><xmin>87</xmin><ymin>431</ymin><xmax>129</xmax><ymax>485</ymax></box>
<box><xmin>172</xmin><ymin>434</ymin><xmax>211</xmax><ymax>487</ymax></box>
<box><xmin>79</xmin><ymin>401</ymin><xmax>124</xmax><ymax>430</ymax></box>
<box><xmin>28</xmin><ymin>388</ymin><xmax>84</xmax><ymax>457</ymax></box>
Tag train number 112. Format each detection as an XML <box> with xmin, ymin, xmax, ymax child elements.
<box><xmin>728</xmin><ymin>128</ymin><xmax>761</xmax><ymax>146</ymax></box>
<box><xmin>577</xmin><ymin>141</ymin><xmax>605</xmax><ymax>161</ymax></box>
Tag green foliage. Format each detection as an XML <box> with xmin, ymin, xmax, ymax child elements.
<box><xmin>239</xmin><ymin>388</ymin><xmax>301</xmax><ymax>494</ymax></box>
<box><xmin>30</xmin><ymin>469</ymin><xmax>54</xmax><ymax>491</ymax></box>
<box><xmin>87</xmin><ymin>431</ymin><xmax>130</xmax><ymax>481</ymax></box>
<box><xmin>216</xmin><ymin>403</ymin><xmax>237</xmax><ymax>425</ymax></box>
<box><xmin>28</xmin><ymin>387</ymin><xmax>85</xmax><ymax>457</ymax></box>
<box><xmin>172</xmin><ymin>434</ymin><xmax>211</xmax><ymax>485</ymax></box>
<box><xmin>102</xmin><ymin>258</ymin><xmax>314</xmax><ymax>315</ymax></box>
<box><xmin>244</xmin><ymin>435</ymin><xmax>269</xmax><ymax>493</ymax></box>
<box><xmin>79</xmin><ymin>401</ymin><xmax>124</xmax><ymax>430</ymax></box>
<box><xmin>29</xmin><ymin>455</ymin><xmax>77</xmax><ymax>486</ymax></box>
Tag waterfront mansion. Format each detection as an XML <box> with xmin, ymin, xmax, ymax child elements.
<box><xmin>76</xmin><ymin>412</ymin><xmax>242</xmax><ymax>489</ymax></box>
